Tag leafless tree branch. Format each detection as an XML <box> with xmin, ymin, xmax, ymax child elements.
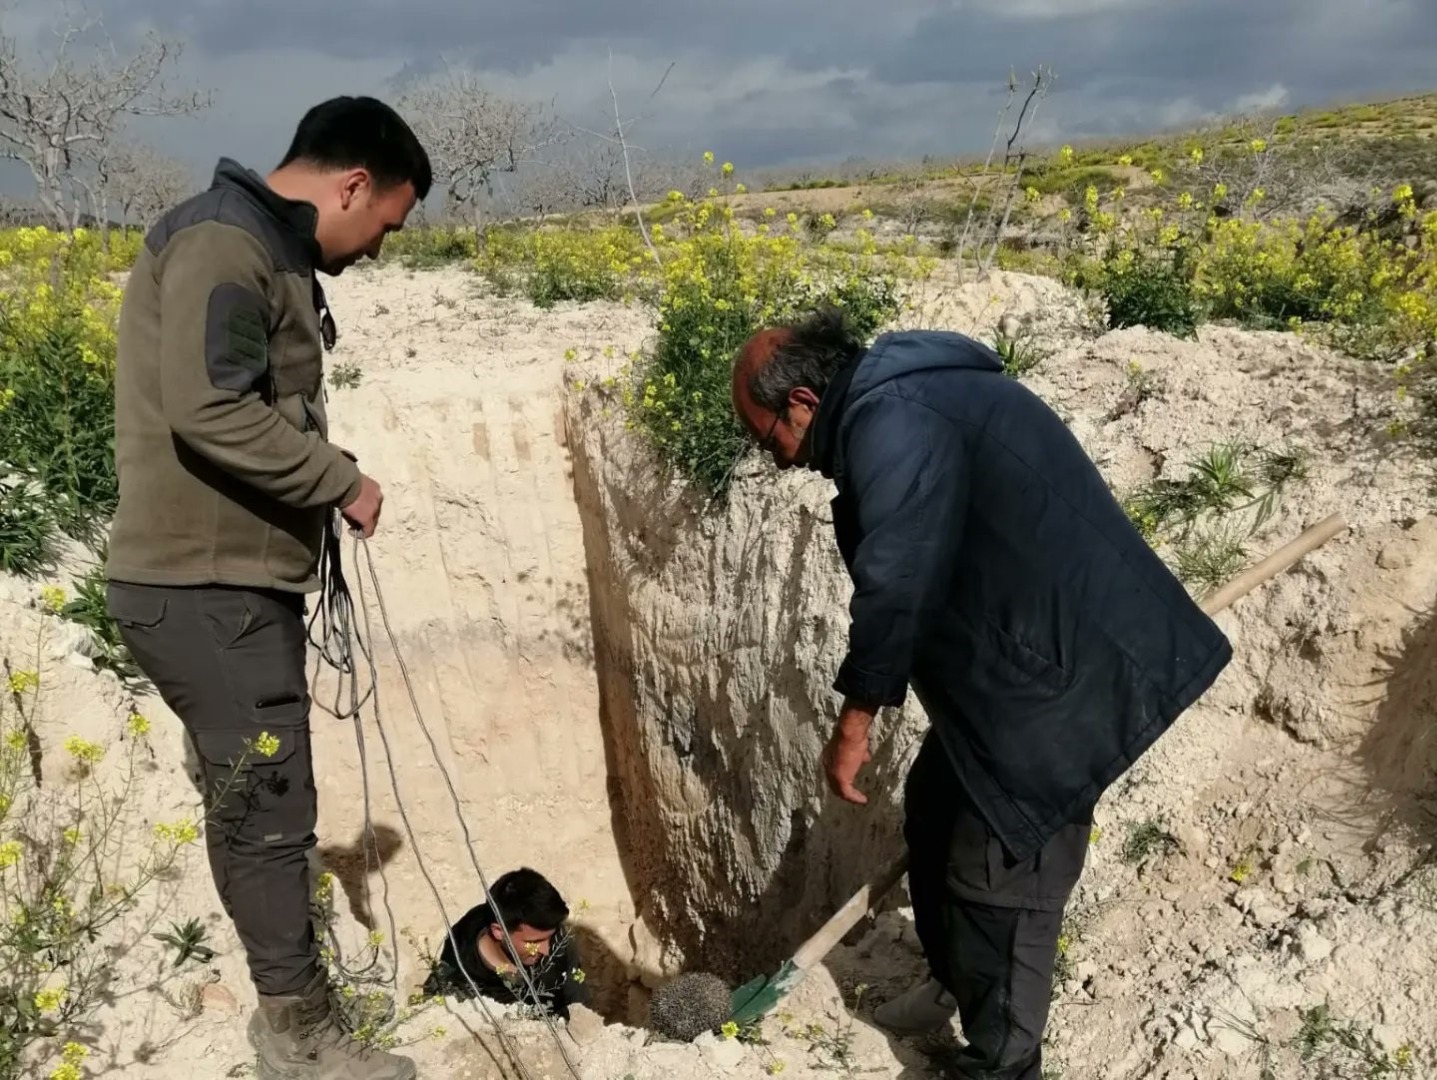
<box><xmin>398</xmin><ymin>61</ymin><xmax>566</xmax><ymax>237</ymax></box>
<box><xmin>0</xmin><ymin>13</ymin><xmax>208</xmax><ymax>229</ymax></box>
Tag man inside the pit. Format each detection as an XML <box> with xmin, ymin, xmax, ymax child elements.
<box><xmin>422</xmin><ymin>867</ymin><xmax>589</xmax><ymax>1021</ymax></box>
<box><xmin>728</xmin><ymin>308</ymin><xmax>1232</xmax><ymax>1080</ymax></box>
<box><xmin>103</xmin><ymin>97</ymin><xmax>430</xmax><ymax>1080</ymax></box>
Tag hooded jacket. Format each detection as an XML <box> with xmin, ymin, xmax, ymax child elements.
<box><xmin>809</xmin><ymin>329</ymin><xmax>1232</xmax><ymax>860</ymax></box>
<box><xmin>106</xmin><ymin>159</ymin><xmax>359</xmax><ymax>594</ymax></box>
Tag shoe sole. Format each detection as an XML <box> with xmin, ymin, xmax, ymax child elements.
<box><xmin>253</xmin><ymin>1053</ymin><xmax>418</xmax><ymax>1080</ymax></box>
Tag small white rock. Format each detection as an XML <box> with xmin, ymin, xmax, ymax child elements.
<box><xmin>1295</xmin><ymin>924</ymin><xmax>1333</xmax><ymax>963</ymax></box>
<box><xmin>1212</xmin><ymin>1025</ymin><xmax>1253</xmax><ymax>1057</ymax></box>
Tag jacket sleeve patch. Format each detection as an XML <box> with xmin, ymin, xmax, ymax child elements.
<box><xmin>205</xmin><ymin>282</ymin><xmax>270</xmax><ymax>392</ymax></box>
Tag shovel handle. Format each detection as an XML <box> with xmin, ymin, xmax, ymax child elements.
<box><xmin>789</xmin><ymin>512</ymin><xmax>1349</xmax><ymax>973</ymax></box>
<box><xmin>1198</xmin><ymin>512</ymin><xmax>1347</xmax><ymax>616</ymax></box>
<box><xmin>793</xmin><ymin>851</ymin><xmax>910</xmax><ymax>971</ymax></box>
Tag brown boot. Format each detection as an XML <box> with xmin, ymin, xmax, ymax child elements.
<box><xmin>247</xmin><ymin>971</ymin><xmax>417</xmax><ymax>1080</ymax></box>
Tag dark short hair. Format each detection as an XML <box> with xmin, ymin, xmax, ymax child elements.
<box><xmin>748</xmin><ymin>305</ymin><xmax>867</xmax><ymax>413</ymax></box>
<box><xmin>279</xmin><ymin>96</ymin><xmax>432</xmax><ymax>200</ymax></box>
<box><xmin>488</xmin><ymin>868</ymin><xmax>569</xmax><ymax>931</ymax></box>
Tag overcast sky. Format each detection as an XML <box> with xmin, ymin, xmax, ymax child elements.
<box><xmin>2</xmin><ymin>0</ymin><xmax>1435</xmax><ymax>200</ymax></box>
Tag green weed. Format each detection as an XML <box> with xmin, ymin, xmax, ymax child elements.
<box><xmin>152</xmin><ymin>918</ymin><xmax>217</xmax><ymax>969</ymax></box>
<box><xmin>1122</xmin><ymin>818</ymin><xmax>1178</xmax><ymax>865</ymax></box>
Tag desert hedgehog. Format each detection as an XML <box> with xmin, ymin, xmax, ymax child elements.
<box><xmin>646</xmin><ymin>971</ymin><xmax>733</xmax><ymax>1042</ymax></box>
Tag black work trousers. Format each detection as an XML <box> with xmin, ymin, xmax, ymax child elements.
<box><xmin>108</xmin><ymin>581</ymin><xmax>321</xmax><ymax>997</ymax></box>
<box><xmin>904</xmin><ymin>729</ymin><xmax>1090</xmax><ymax>1080</ymax></box>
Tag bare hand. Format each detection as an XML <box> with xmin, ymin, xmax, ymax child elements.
<box><xmin>341</xmin><ymin>473</ymin><xmax>383</xmax><ymax>538</ymax></box>
<box><xmin>823</xmin><ymin>726</ymin><xmax>872</xmax><ymax>805</ymax></box>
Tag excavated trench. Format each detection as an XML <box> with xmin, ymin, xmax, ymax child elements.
<box><xmin>304</xmin><ymin>272</ymin><xmax>916</xmax><ymax>1033</ymax></box>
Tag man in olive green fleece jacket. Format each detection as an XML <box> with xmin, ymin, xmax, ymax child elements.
<box><xmin>105</xmin><ymin>97</ymin><xmax>429</xmax><ymax>1080</ymax></box>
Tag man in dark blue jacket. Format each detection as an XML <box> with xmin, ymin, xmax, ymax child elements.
<box><xmin>730</xmin><ymin>309</ymin><xmax>1231</xmax><ymax>1079</ymax></box>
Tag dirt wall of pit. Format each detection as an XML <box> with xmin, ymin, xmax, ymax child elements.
<box><xmin>563</xmin><ymin>380</ymin><xmax>939</xmax><ymax>982</ymax></box>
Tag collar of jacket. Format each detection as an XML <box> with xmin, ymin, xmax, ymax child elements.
<box><xmin>808</xmin><ymin>348</ymin><xmax>867</xmax><ymax>479</ymax></box>
<box><xmin>210</xmin><ymin>157</ymin><xmax>323</xmax><ymax>268</ymax></box>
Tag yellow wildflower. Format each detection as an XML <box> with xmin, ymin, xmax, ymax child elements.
<box><xmin>39</xmin><ymin>586</ymin><xmax>66</xmax><ymax>613</ymax></box>
<box><xmin>126</xmin><ymin>712</ymin><xmax>151</xmax><ymax>738</ymax></box>
<box><xmin>63</xmin><ymin>827</ymin><xmax>81</xmax><ymax>846</ymax></box>
<box><xmin>703</xmin><ymin>151</ymin><xmax>715</xmax><ymax>165</ymax></box>
<box><xmin>153</xmin><ymin>820</ymin><xmax>200</xmax><ymax>846</ymax></box>
<box><xmin>721</xmin><ymin>162</ymin><xmax>734</xmax><ymax>177</ymax></box>
<box><xmin>7</xmin><ymin>670</ymin><xmax>39</xmax><ymax>695</ymax></box>
<box><xmin>63</xmin><ymin>737</ymin><xmax>105</xmax><ymax>764</ymax></box>
<box><xmin>34</xmin><ymin>985</ymin><xmax>67</xmax><ymax>1012</ymax></box>
<box><xmin>1250</xmin><ymin>138</ymin><xmax>1267</xmax><ymax>153</ymax></box>
<box><xmin>48</xmin><ymin>1041</ymin><xmax>88</xmax><ymax>1080</ymax></box>
<box><xmin>721</xmin><ymin>1021</ymin><xmax>739</xmax><ymax>1039</ymax></box>
<box><xmin>0</xmin><ymin>839</ymin><xmax>22</xmax><ymax>868</ymax></box>
<box><xmin>251</xmin><ymin>731</ymin><xmax>281</xmax><ymax>758</ymax></box>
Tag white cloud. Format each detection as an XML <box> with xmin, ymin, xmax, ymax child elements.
<box><xmin>1233</xmin><ymin>83</ymin><xmax>1290</xmax><ymax>114</ymax></box>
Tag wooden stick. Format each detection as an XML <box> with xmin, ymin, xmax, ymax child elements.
<box><xmin>1199</xmin><ymin>512</ymin><xmax>1347</xmax><ymax>615</ymax></box>
<box><xmin>787</xmin><ymin>512</ymin><xmax>1349</xmax><ymax>973</ymax></box>
<box><xmin>792</xmin><ymin>852</ymin><xmax>909</xmax><ymax>971</ymax></box>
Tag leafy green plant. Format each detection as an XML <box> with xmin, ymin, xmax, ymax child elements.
<box><xmin>152</xmin><ymin>918</ymin><xmax>217</xmax><ymax>968</ymax></box>
<box><xmin>0</xmin><ymin>473</ymin><xmax>56</xmax><ymax>578</ymax></box>
<box><xmin>1293</xmin><ymin>1002</ymin><xmax>1416</xmax><ymax>1077</ymax></box>
<box><xmin>377</xmin><ymin>225</ymin><xmax>478</xmax><ymax>269</ymax></box>
<box><xmin>1175</xmin><ymin>517</ymin><xmax>1252</xmax><ymax>591</ymax></box>
<box><xmin>1123</xmin><ymin>440</ymin><xmax>1307</xmax><ymax>544</ymax></box>
<box><xmin>0</xmin><ymin>661</ymin><xmax>216</xmax><ymax>1080</ymax></box>
<box><xmin>0</xmin><ymin>317</ymin><xmax>118</xmax><ymax>549</ymax></box>
<box><xmin>1091</xmin><ymin>246</ymin><xmax>1200</xmax><ymax>338</ymax></box>
<box><xmin>627</xmin><ymin>192</ymin><xmax>900</xmax><ymax>497</ymax></box>
<box><xmin>994</xmin><ymin>324</ymin><xmax>1047</xmax><ymax>378</ymax></box>
<box><xmin>56</xmin><ymin>563</ymin><xmax>136</xmax><ymax>680</ymax></box>
<box><xmin>329</xmin><ymin>362</ymin><xmax>363</xmax><ymax>390</ymax></box>
<box><xmin>1122</xmin><ymin>818</ymin><xmax>1178</xmax><ymax>865</ymax></box>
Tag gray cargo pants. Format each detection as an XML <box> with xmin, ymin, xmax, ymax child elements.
<box><xmin>107</xmin><ymin>581</ymin><xmax>320</xmax><ymax>997</ymax></box>
<box><xmin>904</xmin><ymin>729</ymin><xmax>1091</xmax><ymax>1080</ymax></box>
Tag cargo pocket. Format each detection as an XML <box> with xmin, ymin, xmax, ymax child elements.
<box><xmin>983</xmin><ymin>620</ymin><xmax>1071</xmax><ymax>694</ymax></box>
<box><xmin>199</xmin><ymin>589</ymin><xmax>257</xmax><ymax>651</ymax></box>
<box><xmin>106</xmin><ymin>583</ymin><xmax>168</xmax><ymax>631</ymax></box>
<box><xmin>189</xmin><ymin>697</ymin><xmax>315</xmax><ymax>842</ymax></box>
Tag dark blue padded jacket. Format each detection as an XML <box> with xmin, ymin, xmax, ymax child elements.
<box><xmin>810</xmin><ymin>329</ymin><xmax>1232</xmax><ymax>860</ymax></box>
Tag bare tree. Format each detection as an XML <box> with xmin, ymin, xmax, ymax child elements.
<box><xmin>0</xmin><ymin>16</ymin><xmax>208</xmax><ymax>230</ymax></box>
<box><xmin>92</xmin><ymin>138</ymin><xmax>195</xmax><ymax>233</ymax></box>
<box><xmin>398</xmin><ymin>65</ymin><xmax>564</xmax><ymax>236</ymax></box>
<box><xmin>955</xmin><ymin>65</ymin><xmax>1053</xmax><ymax>281</ymax></box>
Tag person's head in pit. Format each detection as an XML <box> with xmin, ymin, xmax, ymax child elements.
<box><xmin>479</xmin><ymin>868</ymin><xmax>569</xmax><ymax>969</ymax></box>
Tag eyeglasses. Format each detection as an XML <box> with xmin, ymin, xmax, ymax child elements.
<box><xmin>759</xmin><ymin>409</ymin><xmax>783</xmax><ymax>452</ymax></box>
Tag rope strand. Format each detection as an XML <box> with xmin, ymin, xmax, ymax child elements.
<box><xmin>308</xmin><ymin>510</ymin><xmax>582</xmax><ymax>1080</ymax></box>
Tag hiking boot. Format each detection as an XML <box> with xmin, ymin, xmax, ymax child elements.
<box><xmin>247</xmin><ymin>970</ymin><xmax>417</xmax><ymax>1080</ymax></box>
<box><xmin>872</xmin><ymin>977</ymin><xmax>958</xmax><ymax>1035</ymax></box>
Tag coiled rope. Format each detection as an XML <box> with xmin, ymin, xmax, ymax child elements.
<box><xmin>307</xmin><ymin>511</ymin><xmax>584</xmax><ymax>1080</ymax></box>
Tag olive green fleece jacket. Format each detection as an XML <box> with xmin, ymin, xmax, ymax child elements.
<box><xmin>106</xmin><ymin>159</ymin><xmax>362</xmax><ymax>594</ymax></box>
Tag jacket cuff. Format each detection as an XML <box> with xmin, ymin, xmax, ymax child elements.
<box><xmin>328</xmin><ymin>452</ymin><xmax>364</xmax><ymax>509</ymax></box>
<box><xmin>833</xmin><ymin>657</ymin><xmax>908</xmax><ymax>708</ymax></box>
